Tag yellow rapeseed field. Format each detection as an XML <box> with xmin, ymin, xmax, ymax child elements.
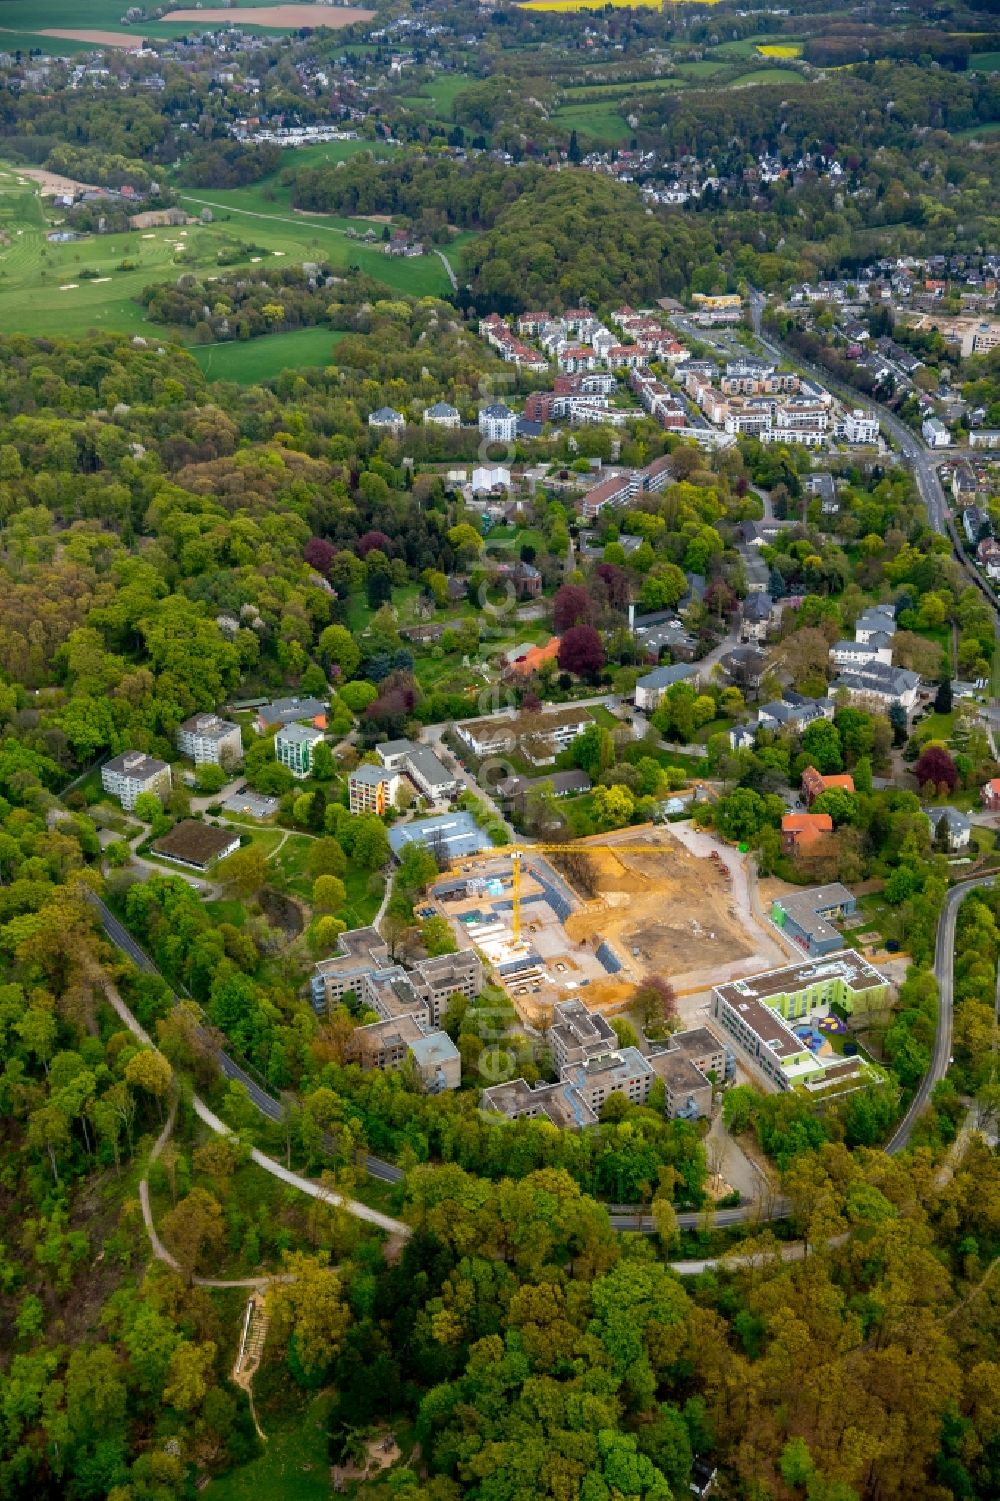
<box><xmin>756</xmin><ymin>43</ymin><xmax>803</xmax><ymax>58</ymax></box>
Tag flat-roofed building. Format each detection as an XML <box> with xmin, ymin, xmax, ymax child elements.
<box><xmin>412</xmin><ymin>952</ymin><xmax>483</xmax><ymax>1024</ymax></box>
<box><xmin>647</xmin><ymin>1050</ymin><xmax>713</xmax><ymax>1120</ymax></box>
<box><xmin>455</xmin><ymin>707</ymin><xmax>593</xmax><ymax>760</ymax></box>
<box><xmin>562</xmin><ymin>1046</ymin><xmax>655</xmax><ymax>1116</ymax></box>
<box><xmin>712</xmin><ymin>951</ymin><xmax>889</xmax><ymax>1092</ymax></box>
<box><xmin>151</xmin><ymin>820</ymin><xmax>241</xmax><ymax>870</ymax></box>
<box><xmin>102</xmin><ymin>751</ymin><xmax>172</xmax><ymax>811</ymax></box>
<box><xmin>548</xmin><ymin>998</ymin><xmax>618</xmax><ymax>1072</ymax></box>
<box><xmin>349</xmin><ymin>763</ymin><xmax>399</xmax><ymax>815</ymax></box>
<box><xmin>176</xmin><ymin>713</ymin><xmax>242</xmax><ymax>767</ymax></box>
<box><xmin>481</xmin><ymin>1076</ymin><xmax>599</xmax><ymax>1129</ymax></box>
<box><xmin>275</xmin><ymin>723</ymin><xmax>324</xmax><ymax>779</ymax></box>
<box><xmin>311</xmin><ymin>927</ymin><xmax>390</xmax><ymax>1010</ymax></box>
<box><xmin>770</xmin><ymin>884</ymin><xmax>858</xmax><ymax>956</ymax></box>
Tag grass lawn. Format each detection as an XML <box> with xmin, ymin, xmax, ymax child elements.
<box><xmin>0</xmin><ymin>158</ymin><xmax>455</xmax><ymax>340</ymax></box>
<box><xmin>401</xmin><ymin>72</ymin><xmax>470</xmax><ymax>114</ymax></box>
<box><xmin>343</xmin><ymin>864</ymin><xmax>384</xmax><ymax>928</ymax></box>
<box><xmin>202</xmin><ymin>1390</ymin><xmax>337</xmax><ymax>1501</ymax></box>
<box><xmin>550</xmin><ymin>104</ymin><xmax>633</xmax><ymax>143</ymax></box>
<box><xmin>913</xmin><ymin>710</ymin><xmax>955</xmax><ymax>742</ymax></box>
<box><xmin>194</xmin><ymin>327</ymin><xmax>345</xmax><ymax>383</ymax></box>
<box><xmin>728</xmin><ymin>66</ymin><xmax>808</xmax><ymax>86</ymax></box>
<box><xmin>693</xmin><ymin>716</ymin><xmax>734</xmax><ymax>744</ymax></box>
<box><xmin>267</xmin><ymin>832</ymin><xmax>319</xmax><ymax>899</ymax></box>
<box><xmin>952</xmin><ymin>121</ymin><xmax>1000</xmax><ymax>139</ymax></box>
<box><xmin>969</xmin><ymin>51</ymin><xmax>1000</xmax><ymax>71</ymax></box>
<box><xmin>672</xmin><ymin>60</ymin><xmax>729</xmax><ymax>79</ymax></box>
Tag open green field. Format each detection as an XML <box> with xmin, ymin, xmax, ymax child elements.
<box><xmin>969</xmin><ymin>51</ymin><xmax>1000</xmax><ymax>72</ymax></box>
<box><xmin>551</xmin><ymin>104</ymin><xmax>632</xmax><ymax>143</ymax></box>
<box><xmin>952</xmin><ymin>120</ymin><xmax>1000</xmax><ymax>139</ymax></box>
<box><xmin>0</xmin><ymin>160</ymin><xmax>455</xmax><ymax>339</ymax></box>
<box><xmin>194</xmin><ymin>327</ymin><xmax>346</xmax><ymax>383</ymax></box>
<box><xmin>274</xmin><ymin>136</ymin><xmax>398</xmax><ymax>173</ymax></box>
<box><xmin>728</xmin><ymin>66</ymin><xmax>808</xmax><ymax>86</ymax></box>
<box><xmin>711</xmin><ymin>33</ymin><xmax>798</xmax><ymax>58</ymax></box>
<box><xmin>400</xmin><ymin>72</ymin><xmax>471</xmax><ymax>115</ymax></box>
<box><xmin>0</xmin><ymin>0</ymin><xmax>371</xmax><ymax>48</ymax></box>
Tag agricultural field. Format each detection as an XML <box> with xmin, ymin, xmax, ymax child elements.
<box><xmin>969</xmin><ymin>50</ymin><xmax>1000</xmax><ymax>71</ymax></box>
<box><xmin>193</xmin><ymin>327</ymin><xmax>346</xmax><ymax>383</ymax></box>
<box><xmin>711</xmin><ymin>33</ymin><xmax>800</xmax><ymax>58</ymax></box>
<box><xmin>0</xmin><ymin>0</ymin><xmax>371</xmax><ymax>48</ymax></box>
<box><xmin>0</xmin><ymin>161</ymin><xmax>456</xmax><ymax>340</ymax></box>
<box><xmin>757</xmin><ymin>42</ymin><xmax>802</xmax><ymax>58</ymax></box>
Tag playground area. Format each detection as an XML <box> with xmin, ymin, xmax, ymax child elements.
<box><xmin>793</xmin><ymin>1014</ymin><xmax>849</xmax><ymax>1057</ymax></box>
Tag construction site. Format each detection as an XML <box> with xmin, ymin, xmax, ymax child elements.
<box><xmin>430</xmin><ymin>827</ymin><xmax>760</xmax><ymax>1026</ymax></box>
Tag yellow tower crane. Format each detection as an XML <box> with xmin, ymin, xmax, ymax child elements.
<box><xmin>443</xmin><ymin>839</ymin><xmax>672</xmax><ymax>946</ymax></box>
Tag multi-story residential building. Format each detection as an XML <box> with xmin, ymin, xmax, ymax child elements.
<box><xmin>922</xmin><ymin>416</ymin><xmax>951</xmax><ymax>447</ymax></box>
<box><xmin>831</xmin><ymin>662</ymin><xmax>920</xmax><ymax>713</ymax></box>
<box><xmin>368</xmin><ymin>405</ymin><xmax>405</xmax><ymax>433</ymax></box>
<box><xmin>423</xmin><ymin>401</ymin><xmax>460</xmax><ymax>428</ymax></box>
<box><xmin>634</xmin><ymin>663</ymin><xmax>697</xmax><ymax>711</ymax></box>
<box><xmin>176</xmin><ymin>712</ymin><xmax>242</xmax><ymax>767</ymax></box>
<box><xmin>548</xmin><ymin>999</ymin><xmax>618</xmax><ymax>1072</ymax></box>
<box><xmin>854</xmin><ymin>605</ymin><xmax>896</xmax><ymax>644</ymax></box>
<box><xmin>455</xmin><ymin>708</ymin><xmax>594</xmax><ymax>764</ymax></box>
<box><xmin>837</xmin><ymin>409</ymin><xmax>880</xmax><ymax>444</ymax></box>
<box><xmin>349</xmin><ymin>763</ymin><xmax>400</xmax><ymax>815</ymax></box>
<box><xmin>478</xmin><ymin>403</ymin><xmax>517</xmax><ymax>442</ymax></box>
<box><xmin>102</xmin><ymin>751</ymin><xmax>172</xmax><ymax>811</ymax></box>
<box><xmin>275</xmin><ymin>723</ymin><xmax>324</xmax><ymax>779</ymax></box>
<box><xmin>924</xmin><ymin>805</ymin><xmax>971</xmax><ymax>851</ymax></box>
<box><xmin>404</xmin><ymin>744</ymin><xmax>457</xmax><ymax>802</ymax></box>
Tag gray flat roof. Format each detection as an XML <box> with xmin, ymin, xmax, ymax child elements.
<box><xmin>388</xmin><ymin>811</ymin><xmax>489</xmax><ymax>862</ymax></box>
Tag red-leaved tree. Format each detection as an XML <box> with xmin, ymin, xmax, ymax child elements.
<box><xmin>357</xmin><ymin>530</ymin><xmax>394</xmax><ymax>558</ymax></box>
<box><xmin>558</xmin><ymin>625</ymin><xmax>605</xmax><ymax>678</ymax></box>
<box><xmin>553</xmin><ymin>584</ymin><xmax>594</xmax><ymax>632</ymax></box>
<box><xmin>304</xmin><ymin>537</ymin><xmax>336</xmax><ymax>576</ymax></box>
<box><xmin>914</xmin><ymin>744</ymin><xmax>957</xmax><ymax>793</ymax></box>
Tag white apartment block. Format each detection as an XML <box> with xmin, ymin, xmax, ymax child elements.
<box><xmin>176</xmin><ymin>712</ymin><xmax>242</xmax><ymax>767</ymax></box>
<box><xmin>275</xmin><ymin>723</ymin><xmax>324</xmax><ymax>779</ymax></box>
<box><xmin>102</xmin><ymin>751</ymin><xmax>172</xmax><ymax>811</ymax></box>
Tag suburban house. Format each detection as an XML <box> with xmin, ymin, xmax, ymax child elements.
<box><xmin>368</xmin><ymin>406</ymin><xmax>405</xmax><ymax>433</ymax></box>
<box><xmin>982</xmin><ymin>777</ymin><xmax>1000</xmax><ymax>811</ymax></box>
<box><xmin>275</xmin><ymin>723</ymin><xmax>324</xmax><ymax>779</ymax></box>
<box><xmin>634</xmin><ymin>662</ymin><xmax>697</xmax><ymax>711</ymax></box>
<box><xmin>349</xmin><ymin>763</ymin><xmax>400</xmax><ymax>815</ymax></box>
<box><xmin>801</xmin><ymin>766</ymin><xmax>856</xmax><ymax>805</ymax></box>
<box><xmin>102</xmin><ymin>752</ymin><xmax>172</xmax><ymax>811</ymax></box>
<box><xmin>924</xmin><ymin>805</ymin><xmax>972</xmax><ymax>851</ymax></box>
<box><xmin>781</xmin><ymin>812</ymin><xmax>833</xmax><ymax>855</ymax></box>
<box><xmin>740</xmin><ymin>592</ymin><xmax>776</xmax><ymax>643</ymax></box>
<box><xmin>176</xmin><ymin>712</ymin><xmax>242</xmax><ymax>768</ymax></box>
<box><xmin>498</xmin><ymin>768</ymin><xmax>593</xmax><ymax>808</ymax></box>
<box><xmin>423</xmin><ymin>401</ymin><xmax>461</xmax><ymax>428</ymax></box>
<box><xmin>756</xmin><ymin>694</ymin><xmax>835</xmax><ymax>735</ymax></box>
